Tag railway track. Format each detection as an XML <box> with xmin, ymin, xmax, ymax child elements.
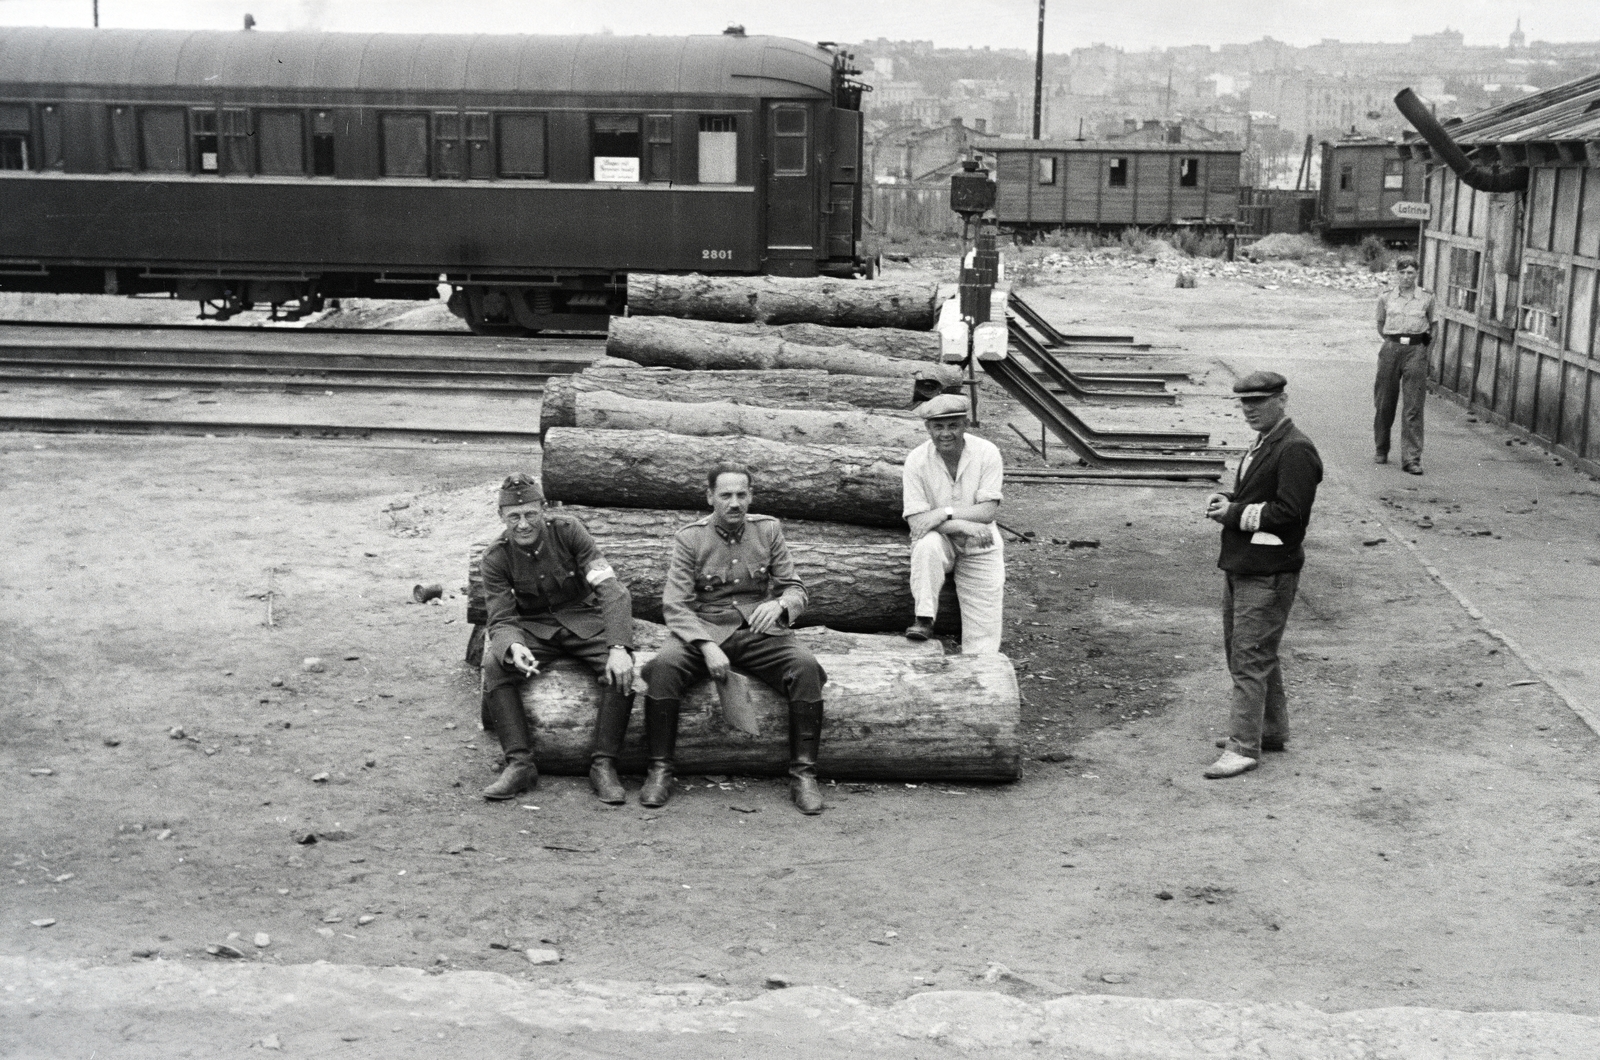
<box><xmin>0</xmin><ymin>323</ymin><xmax>606</xmax><ymax>443</ymax></box>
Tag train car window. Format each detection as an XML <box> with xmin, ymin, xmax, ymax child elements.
<box><xmin>41</xmin><ymin>104</ymin><xmax>63</xmax><ymax>170</ymax></box>
<box><xmin>381</xmin><ymin>113</ymin><xmax>430</xmax><ymax>177</ymax></box>
<box><xmin>221</xmin><ymin>108</ymin><xmax>252</xmax><ymax>174</ymax></box>
<box><xmin>434</xmin><ymin>111</ymin><xmax>463</xmax><ymax>178</ymax></box>
<box><xmin>108</xmin><ymin>105</ymin><xmax>136</xmax><ymax>171</ymax></box>
<box><xmin>311</xmin><ymin>111</ymin><xmax>335</xmax><ymax>176</ymax></box>
<box><xmin>497</xmin><ymin>114</ymin><xmax>546</xmax><ymax>179</ymax></box>
<box><xmin>258</xmin><ymin>111</ymin><xmax>304</xmax><ymax>176</ymax></box>
<box><xmin>592</xmin><ymin>115</ymin><xmax>641</xmax><ymax>182</ymax></box>
<box><xmin>698</xmin><ymin>115</ymin><xmax>737</xmax><ymax>184</ymax></box>
<box><xmin>645</xmin><ymin>115</ymin><xmax>672</xmax><ymax>183</ymax></box>
<box><xmin>138</xmin><ymin>108</ymin><xmax>187</xmax><ymax>172</ymax></box>
<box><xmin>1179</xmin><ymin>157</ymin><xmax>1199</xmax><ymax>187</ymax></box>
<box><xmin>465</xmin><ymin>112</ymin><xmax>492</xmax><ymax>180</ymax></box>
<box><xmin>1339</xmin><ymin>165</ymin><xmax>1353</xmax><ymax>192</ymax></box>
<box><xmin>190</xmin><ymin>109</ymin><xmax>219</xmax><ymax>172</ymax></box>
<box><xmin>1037</xmin><ymin>157</ymin><xmax>1056</xmax><ymax>185</ymax></box>
<box><xmin>0</xmin><ymin>105</ymin><xmax>29</xmax><ymax>170</ymax></box>
<box><xmin>1107</xmin><ymin>157</ymin><xmax>1127</xmax><ymax>187</ymax></box>
<box><xmin>1383</xmin><ymin>159</ymin><xmax>1404</xmax><ymax>190</ymax></box>
<box><xmin>772</xmin><ymin>107</ymin><xmax>807</xmax><ymax>176</ymax></box>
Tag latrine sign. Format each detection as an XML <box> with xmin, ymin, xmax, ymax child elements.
<box><xmin>1390</xmin><ymin>201</ymin><xmax>1433</xmax><ymax>220</ymax></box>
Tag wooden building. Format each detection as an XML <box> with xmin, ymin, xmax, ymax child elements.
<box><xmin>989</xmin><ymin>141</ymin><xmax>1241</xmax><ymax>230</ymax></box>
<box><xmin>1400</xmin><ymin>73</ymin><xmax>1600</xmax><ymax>471</ymax></box>
<box><xmin>1318</xmin><ymin>134</ymin><xmax>1427</xmax><ymax>241</ymax></box>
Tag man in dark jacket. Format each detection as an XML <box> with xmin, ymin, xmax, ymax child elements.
<box><xmin>1202</xmin><ymin>372</ymin><xmax>1323</xmax><ymax>779</ymax></box>
<box><xmin>480</xmin><ymin>473</ymin><xmax>636</xmax><ymax>803</ymax></box>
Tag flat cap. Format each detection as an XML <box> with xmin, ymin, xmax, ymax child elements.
<box><xmin>1232</xmin><ymin>371</ymin><xmax>1287</xmax><ymax>399</ymax></box>
<box><xmin>916</xmin><ymin>393</ymin><xmax>971</xmax><ymax>419</ymax></box>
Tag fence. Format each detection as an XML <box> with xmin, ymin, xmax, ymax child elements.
<box><xmin>865</xmin><ymin>185</ymin><xmax>961</xmax><ymax>242</ymax></box>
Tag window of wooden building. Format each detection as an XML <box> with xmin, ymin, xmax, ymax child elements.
<box><xmin>381</xmin><ymin>112</ymin><xmax>430</xmax><ymax>177</ymax></box>
<box><xmin>1383</xmin><ymin>158</ymin><xmax>1403</xmax><ymax>190</ymax></box>
<box><xmin>1178</xmin><ymin>157</ymin><xmax>1198</xmax><ymax>187</ymax></box>
<box><xmin>257</xmin><ymin>111</ymin><xmax>304</xmax><ymax>175</ymax></box>
<box><xmin>1036</xmin><ymin>156</ymin><xmax>1056</xmax><ymax>185</ymax></box>
<box><xmin>1447</xmin><ymin>246</ymin><xmax>1481</xmax><ymax>313</ymax></box>
<box><xmin>1520</xmin><ymin>262</ymin><xmax>1566</xmax><ymax>343</ymax></box>
<box><xmin>592</xmin><ymin>114</ymin><xmax>641</xmax><ymax>182</ymax></box>
<box><xmin>497</xmin><ymin>113</ymin><xmax>547</xmax><ymax>179</ymax></box>
<box><xmin>0</xmin><ymin>104</ymin><xmax>29</xmax><ymax>170</ymax></box>
<box><xmin>697</xmin><ymin>115</ymin><xmax>736</xmax><ymax>184</ymax></box>
<box><xmin>1107</xmin><ymin>157</ymin><xmax>1127</xmax><ymax>187</ymax></box>
<box><xmin>139</xmin><ymin>108</ymin><xmax>187</xmax><ymax>172</ymax></box>
<box><xmin>1339</xmin><ymin>165</ymin><xmax>1353</xmax><ymax>192</ymax></box>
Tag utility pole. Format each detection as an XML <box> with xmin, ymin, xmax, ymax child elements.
<box><xmin>93</xmin><ymin>0</ymin><xmax>99</xmax><ymax>27</ymax></box>
<box><xmin>1032</xmin><ymin>0</ymin><xmax>1045</xmax><ymax>139</ymax></box>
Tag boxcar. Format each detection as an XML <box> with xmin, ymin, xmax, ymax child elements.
<box><xmin>990</xmin><ymin>141</ymin><xmax>1241</xmax><ymax>232</ymax></box>
<box><xmin>0</xmin><ymin>27</ymin><xmax>866</xmax><ymax>331</ymax></box>
<box><xmin>1317</xmin><ymin>135</ymin><xmax>1427</xmax><ymax>242</ymax></box>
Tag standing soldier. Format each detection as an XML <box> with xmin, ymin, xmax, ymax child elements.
<box><xmin>640</xmin><ymin>463</ymin><xmax>827</xmax><ymax>815</ymax></box>
<box><xmin>1374</xmin><ymin>255</ymin><xmax>1436</xmax><ymax>474</ymax></box>
<box><xmin>479</xmin><ymin>474</ymin><xmax>636</xmax><ymax>803</ymax></box>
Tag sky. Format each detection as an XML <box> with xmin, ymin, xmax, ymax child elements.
<box><xmin>0</xmin><ymin>0</ymin><xmax>1592</xmax><ymax>52</ymax></box>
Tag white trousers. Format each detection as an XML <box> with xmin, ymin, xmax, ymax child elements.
<box><xmin>910</xmin><ymin>532</ymin><xmax>1005</xmax><ymax>654</ymax></box>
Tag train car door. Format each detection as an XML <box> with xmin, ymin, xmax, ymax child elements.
<box><xmin>764</xmin><ymin>102</ymin><xmax>818</xmax><ymax>276</ymax></box>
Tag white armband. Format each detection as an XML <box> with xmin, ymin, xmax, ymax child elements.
<box><xmin>1240</xmin><ymin>503</ymin><xmax>1266</xmax><ymax>533</ymax></box>
<box><xmin>585</xmin><ymin>562</ymin><xmax>617</xmax><ymax>587</ymax></box>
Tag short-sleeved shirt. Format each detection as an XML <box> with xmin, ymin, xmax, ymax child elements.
<box><xmin>902</xmin><ymin>433</ymin><xmax>1005</xmax><ymax>553</ymax></box>
<box><xmin>1379</xmin><ymin>285</ymin><xmax>1435</xmax><ymax>336</ymax></box>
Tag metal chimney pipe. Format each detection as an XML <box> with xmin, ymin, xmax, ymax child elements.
<box><xmin>1394</xmin><ymin>88</ymin><xmax>1527</xmax><ymax>193</ymax></box>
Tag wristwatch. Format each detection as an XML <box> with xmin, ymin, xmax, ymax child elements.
<box><xmin>944</xmin><ymin>506</ymin><xmax>955</xmax><ymax>521</ymax></box>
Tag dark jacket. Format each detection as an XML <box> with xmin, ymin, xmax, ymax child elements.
<box><xmin>1216</xmin><ymin>417</ymin><xmax>1323</xmax><ymax>575</ymax></box>
<box><xmin>661</xmin><ymin>514</ymin><xmax>808</xmax><ymax>645</ymax></box>
<box><xmin>482</xmin><ymin>512</ymin><xmax>634</xmax><ymax>662</ymax></box>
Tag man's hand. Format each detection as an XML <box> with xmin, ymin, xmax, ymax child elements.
<box><xmin>699</xmin><ymin>641</ymin><xmax>731</xmax><ymax>682</ymax></box>
<box><xmin>746</xmin><ymin>600</ymin><xmax>787</xmax><ymax>635</ymax></box>
<box><xmin>906</xmin><ymin>509</ymin><xmax>946</xmax><ymax>538</ymax></box>
<box><xmin>599</xmin><ymin>646</ymin><xmax>633</xmax><ymax>695</ymax></box>
<box><xmin>940</xmin><ymin>517</ymin><xmax>989</xmax><ymax>539</ymax></box>
<box><xmin>508</xmin><ymin>642</ymin><xmax>541</xmax><ymax>677</ymax></box>
<box><xmin>1204</xmin><ymin>492</ymin><xmax>1230</xmax><ymax>524</ymax></box>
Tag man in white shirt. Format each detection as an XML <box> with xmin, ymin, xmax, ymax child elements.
<box><xmin>900</xmin><ymin>394</ymin><xmax>1006</xmax><ymax>653</ymax></box>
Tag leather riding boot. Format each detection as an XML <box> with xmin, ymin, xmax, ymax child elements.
<box><xmin>588</xmin><ymin>689</ymin><xmax>633</xmax><ymax>805</ymax></box>
<box><xmin>481</xmin><ymin>684</ymin><xmax>538</xmax><ymax>800</ymax></box>
<box><xmin>787</xmin><ymin>700</ymin><xmax>825</xmax><ymax>815</ymax></box>
<box><xmin>638</xmin><ymin>698</ymin><xmax>680</xmax><ymax>808</ymax></box>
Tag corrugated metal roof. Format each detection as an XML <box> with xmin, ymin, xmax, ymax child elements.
<box><xmin>1415</xmin><ymin>71</ymin><xmax>1600</xmax><ymax>148</ymax></box>
<box><xmin>0</xmin><ymin>27</ymin><xmax>836</xmax><ymax>98</ymax></box>
<box><xmin>988</xmin><ymin>140</ymin><xmax>1240</xmax><ymax>154</ymax></box>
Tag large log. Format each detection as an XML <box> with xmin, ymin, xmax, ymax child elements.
<box><xmin>542</xmin><ymin>388</ymin><xmax>931</xmax><ymax>451</ymax></box>
<box><xmin>542</xmin><ymin>428</ymin><xmax>905</xmax><ymax>528</ymax></box>
<box><xmin>627</xmin><ymin>272</ymin><xmax>941</xmax><ymax>330</ymax></box>
<box><xmin>511</xmin><ymin>651</ymin><xmax>1020</xmax><ymax>782</ymax></box>
<box><xmin>608</xmin><ymin>315</ymin><xmax>962</xmax><ymax>386</ymax></box>
<box><xmin>664</xmin><ymin>319</ymin><xmax>945</xmax><ymax>362</ymax></box>
<box><xmin>465</xmin><ymin>507</ymin><xmax>956</xmax><ymax>633</ymax></box>
<box><xmin>555</xmin><ymin>358</ymin><xmax>927</xmax><ymax>413</ymax></box>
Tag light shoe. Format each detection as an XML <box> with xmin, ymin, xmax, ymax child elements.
<box><xmin>1203</xmin><ymin>751</ymin><xmax>1259</xmax><ymax>779</ymax></box>
<box><xmin>905</xmin><ymin>617</ymin><xmax>934</xmax><ymax>642</ymax></box>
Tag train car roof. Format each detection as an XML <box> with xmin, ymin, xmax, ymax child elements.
<box><xmin>0</xmin><ymin>27</ymin><xmax>837</xmax><ymax>98</ymax></box>
<box><xmin>987</xmin><ymin>140</ymin><xmax>1241</xmax><ymax>154</ymax></box>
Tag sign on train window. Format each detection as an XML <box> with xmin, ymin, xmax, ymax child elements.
<box><xmin>1036</xmin><ymin>157</ymin><xmax>1056</xmax><ymax>185</ymax></box>
<box><xmin>593</xmin><ymin>115</ymin><xmax>641</xmax><ymax>182</ymax></box>
<box><xmin>498</xmin><ymin>114</ymin><xmax>546</xmax><ymax>178</ymax></box>
<box><xmin>773</xmin><ymin>106</ymin><xmax>807</xmax><ymax>176</ymax></box>
<box><xmin>381</xmin><ymin>113</ymin><xmax>430</xmax><ymax>177</ymax></box>
<box><xmin>139</xmin><ymin>108</ymin><xmax>187</xmax><ymax>172</ymax></box>
<box><xmin>1179</xmin><ymin>157</ymin><xmax>1199</xmax><ymax>187</ymax></box>
<box><xmin>698</xmin><ymin>115</ymin><xmax>736</xmax><ymax>184</ymax></box>
<box><xmin>258</xmin><ymin>111</ymin><xmax>304</xmax><ymax>176</ymax></box>
<box><xmin>1107</xmin><ymin>157</ymin><xmax>1127</xmax><ymax>187</ymax></box>
<box><xmin>0</xmin><ymin>105</ymin><xmax>30</xmax><ymax>171</ymax></box>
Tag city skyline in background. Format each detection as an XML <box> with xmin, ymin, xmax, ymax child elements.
<box><xmin>0</xmin><ymin>0</ymin><xmax>1593</xmax><ymax>52</ymax></box>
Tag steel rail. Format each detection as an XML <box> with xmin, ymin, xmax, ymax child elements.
<box><xmin>1005</xmin><ymin>321</ymin><xmax>1177</xmax><ymax>404</ymax></box>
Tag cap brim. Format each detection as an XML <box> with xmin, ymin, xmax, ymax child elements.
<box><xmin>1234</xmin><ymin>390</ymin><xmax>1281</xmax><ymax>399</ymax></box>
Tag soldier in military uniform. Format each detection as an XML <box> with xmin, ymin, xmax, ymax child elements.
<box><xmin>479</xmin><ymin>473</ymin><xmax>636</xmax><ymax>802</ymax></box>
<box><xmin>639</xmin><ymin>463</ymin><xmax>828</xmax><ymax>814</ymax></box>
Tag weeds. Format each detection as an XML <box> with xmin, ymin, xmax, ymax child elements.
<box><xmin>1358</xmin><ymin>234</ymin><xmax>1391</xmax><ymax>273</ymax></box>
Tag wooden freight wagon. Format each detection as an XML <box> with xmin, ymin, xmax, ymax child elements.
<box><xmin>1318</xmin><ymin>135</ymin><xmax>1428</xmax><ymax>242</ymax></box>
<box><xmin>990</xmin><ymin>142</ymin><xmax>1241</xmax><ymax>231</ymax></box>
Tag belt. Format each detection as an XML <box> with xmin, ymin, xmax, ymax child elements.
<box><xmin>1387</xmin><ymin>333</ymin><xmax>1430</xmax><ymax>346</ymax></box>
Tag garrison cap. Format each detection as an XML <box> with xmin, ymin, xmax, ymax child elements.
<box><xmin>1232</xmin><ymin>371</ymin><xmax>1288</xmax><ymax>400</ymax></box>
<box><xmin>916</xmin><ymin>393</ymin><xmax>971</xmax><ymax>419</ymax></box>
<box><xmin>498</xmin><ymin>473</ymin><xmax>544</xmax><ymax>507</ymax></box>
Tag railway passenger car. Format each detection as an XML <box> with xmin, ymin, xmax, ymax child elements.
<box><xmin>989</xmin><ymin>141</ymin><xmax>1241</xmax><ymax>232</ymax></box>
<box><xmin>0</xmin><ymin>27</ymin><xmax>866</xmax><ymax>331</ymax></box>
<box><xmin>1317</xmin><ymin>134</ymin><xmax>1428</xmax><ymax>242</ymax></box>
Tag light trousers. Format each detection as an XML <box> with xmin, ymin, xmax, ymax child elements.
<box><xmin>910</xmin><ymin>531</ymin><xmax>1005</xmax><ymax>653</ymax></box>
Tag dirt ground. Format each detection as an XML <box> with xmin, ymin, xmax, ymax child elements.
<box><xmin>5</xmin><ymin>265</ymin><xmax>1600</xmax><ymax>1052</ymax></box>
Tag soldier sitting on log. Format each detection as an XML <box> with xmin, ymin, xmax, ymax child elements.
<box><xmin>901</xmin><ymin>394</ymin><xmax>1006</xmax><ymax>653</ymax></box>
<box><xmin>639</xmin><ymin>463</ymin><xmax>828</xmax><ymax>815</ymax></box>
<box><xmin>479</xmin><ymin>474</ymin><xmax>636</xmax><ymax>803</ymax></box>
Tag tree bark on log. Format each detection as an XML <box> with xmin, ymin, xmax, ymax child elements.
<box><xmin>542</xmin><ymin>428</ymin><xmax>906</xmax><ymax>528</ymax></box>
<box><xmin>511</xmin><ymin>651</ymin><xmax>1020</xmax><ymax>782</ymax></box>
<box><xmin>556</xmin><ymin>358</ymin><xmax>927</xmax><ymax>413</ymax></box>
<box><xmin>662</xmin><ymin>320</ymin><xmax>944</xmax><ymax>362</ymax></box>
<box><xmin>466</xmin><ymin>507</ymin><xmax>957</xmax><ymax>633</ymax></box>
<box><xmin>607</xmin><ymin>316</ymin><xmax>962</xmax><ymax>387</ymax></box>
<box><xmin>627</xmin><ymin>272</ymin><xmax>941</xmax><ymax>330</ymax></box>
<box><xmin>542</xmin><ymin>388</ymin><xmax>931</xmax><ymax>451</ymax></box>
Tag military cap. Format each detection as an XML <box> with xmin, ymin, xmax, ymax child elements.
<box><xmin>916</xmin><ymin>393</ymin><xmax>972</xmax><ymax>419</ymax></box>
<box><xmin>498</xmin><ymin>473</ymin><xmax>544</xmax><ymax>507</ymax></box>
<box><xmin>1232</xmin><ymin>371</ymin><xmax>1288</xmax><ymax>400</ymax></box>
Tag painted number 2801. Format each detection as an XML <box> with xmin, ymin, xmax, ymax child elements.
<box><xmin>701</xmin><ymin>249</ymin><xmax>734</xmax><ymax>260</ymax></box>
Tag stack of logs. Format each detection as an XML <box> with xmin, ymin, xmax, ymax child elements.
<box><xmin>474</xmin><ymin>273</ymin><xmax>1022</xmax><ymax>782</ymax></box>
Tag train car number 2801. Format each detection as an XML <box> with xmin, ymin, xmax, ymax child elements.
<box><xmin>700</xmin><ymin>249</ymin><xmax>734</xmax><ymax>261</ymax></box>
